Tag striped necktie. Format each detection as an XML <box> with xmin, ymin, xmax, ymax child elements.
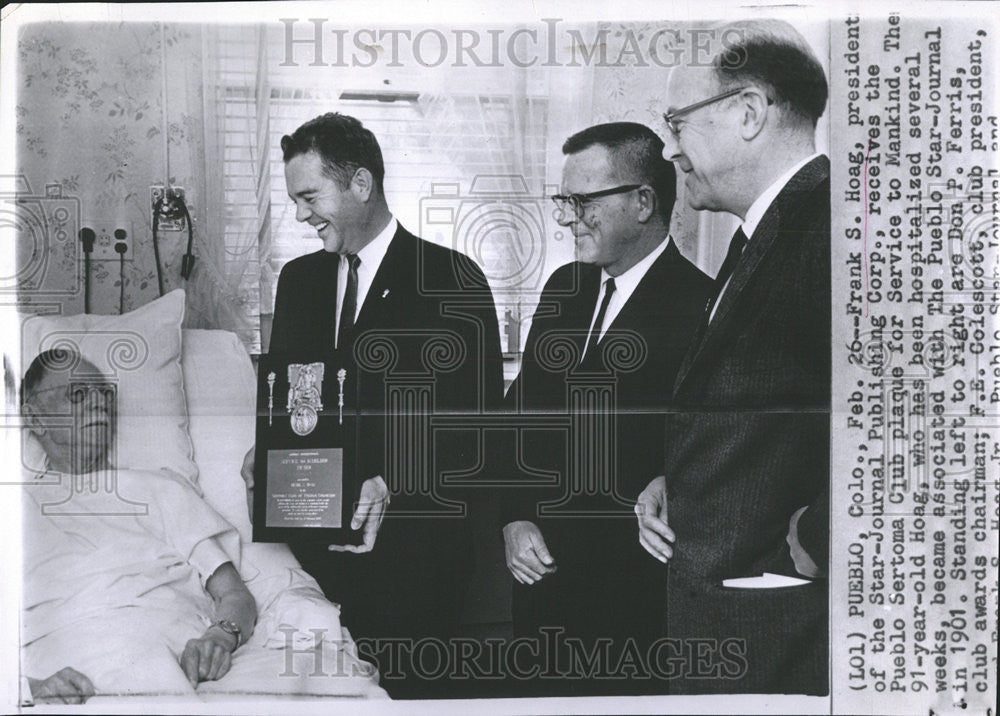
<box><xmin>706</xmin><ymin>227</ymin><xmax>747</xmax><ymax>319</ymax></box>
<box><xmin>337</xmin><ymin>253</ymin><xmax>361</xmax><ymax>349</ymax></box>
<box><xmin>582</xmin><ymin>277</ymin><xmax>616</xmax><ymax>363</ymax></box>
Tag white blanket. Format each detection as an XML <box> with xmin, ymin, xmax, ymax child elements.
<box><xmin>21</xmin><ymin>469</ymin><xmax>385</xmax><ymax>701</ymax></box>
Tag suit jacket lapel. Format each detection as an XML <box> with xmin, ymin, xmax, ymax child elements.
<box><xmin>701</xmin><ymin>208</ymin><xmax>780</xmax><ymax>342</ymax></box>
<box><xmin>674</xmin><ymin>155</ymin><xmax>830</xmax><ymax>393</ymax></box>
<box><xmin>313</xmin><ymin>250</ymin><xmax>341</xmax><ymax>352</ymax></box>
<box><xmin>570</xmin><ymin>264</ymin><xmax>602</xmax><ymax>357</ymax></box>
<box><xmin>354</xmin><ymin>224</ymin><xmax>412</xmax><ymax>332</ymax></box>
<box><xmin>611</xmin><ymin>239</ymin><xmax>679</xmax><ymax>331</ymax></box>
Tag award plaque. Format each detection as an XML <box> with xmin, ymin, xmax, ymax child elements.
<box><xmin>252</xmin><ymin>353</ymin><xmax>363</xmax><ymax>545</ymax></box>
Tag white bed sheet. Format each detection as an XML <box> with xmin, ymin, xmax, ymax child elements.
<box><xmin>181</xmin><ymin>329</ymin><xmax>387</xmax><ymax>700</ymax></box>
<box><xmin>22</xmin><ymin>467</ymin><xmax>386</xmax><ymax>702</ymax></box>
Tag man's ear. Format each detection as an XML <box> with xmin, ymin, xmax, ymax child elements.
<box><xmin>738</xmin><ymin>86</ymin><xmax>770</xmax><ymax>141</ymax></box>
<box><xmin>22</xmin><ymin>401</ymin><xmax>45</xmax><ymax>437</ymax></box>
<box><xmin>351</xmin><ymin>167</ymin><xmax>375</xmax><ymax>202</ymax></box>
<box><xmin>635</xmin><ymin>185</ymin><xmax>657</xmax><ymax>224</ymax></box>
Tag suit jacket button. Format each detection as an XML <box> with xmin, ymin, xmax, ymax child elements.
<box><xmin>666</xmin><ymin>486</ymin><xmax>676</xmax><ymax>499</ymax></box>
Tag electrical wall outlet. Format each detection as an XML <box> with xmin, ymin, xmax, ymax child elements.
<box><xmin>150</xmin><ymin>185</ymin><xmax>187</xmax><ymax>231</ymax></box>
<box><xmin>79</xmin><ymin>221</ymin><xmax>133</xmax><ymax>262</ymax></box>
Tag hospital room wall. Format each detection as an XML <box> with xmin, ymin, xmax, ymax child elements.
<box><xmin>15</xmin><ymin>22</ymin><xmax>207</xmax><ymax>319</ymax></box>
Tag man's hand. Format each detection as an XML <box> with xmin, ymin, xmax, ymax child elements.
<box><xmin>503</xmin><ymin>520</ymin><xmax>556</xmax><ymax>584</ymax></box>
<box><xmin>635</xmin><ymin>476</ymin><xmax>674</xmax><ymax>563</ymax></box>
<box><xmin>787</xmin><ymin>506</ymin><xmax>822</xmax><ymax>578</ymax></box>
<box><xmin>28</xmin><ymin>667</ymin><xmax>95</xmax><ymax>704</ymax></box>
<box><xmin>329</xmin><ymin>475</ymin><xmax>389</xmax><ymax>553</ymax></box>
<box><xmin>240</xmin><ymin>446</ymin><xmax>254</xmax><ymax>522</ymax></box>
<box><xmin>181</xmin><ymin>629</ymin><xmax>235</xmax><ymax>686</ymax></box>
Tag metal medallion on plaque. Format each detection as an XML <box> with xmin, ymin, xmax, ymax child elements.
<box><xmin>287</xmin><ymin>362</ymin><xmax>323</xmax><ymax>436</ymax></box>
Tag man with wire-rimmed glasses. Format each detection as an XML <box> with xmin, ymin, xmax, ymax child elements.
<box><xmin>501</xmin><ymin>122</ymin><xmax>711</xmax><ymax>696</ymax></box>
<box><xmin>635</xmin><ymin>19</ymin><xmax>830</xmax><ymax>695</ymax></box>
<box><xmin>19</xmin><ymin>348</ymin><xmax>257</xmax><ymax>701</ymax></box>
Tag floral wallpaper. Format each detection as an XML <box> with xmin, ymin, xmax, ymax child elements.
<box><xmin>14</xmin><ymin>22</ymin><xmax>219</xmax><ymax>320</ymax></box>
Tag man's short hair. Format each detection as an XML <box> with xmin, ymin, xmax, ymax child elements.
<box><xmin>713</xmin><ymin>20</ymin><xmax>828</xmax><ymax>127</ymax></box>
<box><xmin>562</xmin><ymin>122</ymin><xmax>677</xmax><ymax>222</ymax></box>
<box><xmin>280</xmin><ymin>112</ymin><xmax>386</xmax><ymax>191</ymax></box>
<box><xmin>21</xmin><ymin>348</ymin><xmax>79</xmax><ymax>405</ymax></box>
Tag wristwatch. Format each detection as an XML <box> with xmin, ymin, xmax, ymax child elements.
<box><xmin>212</xmin><ymin>619</ymin><xmax>242</xmax><ymax>650</ymax></box>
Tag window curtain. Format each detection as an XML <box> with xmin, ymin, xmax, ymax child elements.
<box><xmin>192</xmin><ymin>25</ymin><xmax>269</xmax><ymax>353</ymax></box>
<box><xmin>415</xmin><ymin>48</ymin><xmax>592</xmax><ymax>355</ymax></box>
<box><xmin>418</xmin><ymin>86</ymin><xmax>548</xmax><ymax>354</ymax></box>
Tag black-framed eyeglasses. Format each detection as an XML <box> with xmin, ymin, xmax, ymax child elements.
<box><xmin>33</xmin><ymin>382</ymin><xmax>117</xmax><ymax>405</ymax></box>
<box><xmin>550</xmin><ymin>184</ymin><xmax>642</xmax><ymax>219</ymax></box>
<box><xmin>69</xmin><ymin>383</ymin><xmax>116</xmax><ymax>404</ymax></box>
<box><xmin>662</xmin><ymin>86</ymin><xmax>749</xmax><ymax>136</ymax></box>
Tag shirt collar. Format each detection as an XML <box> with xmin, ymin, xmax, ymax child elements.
<box><xmin>599</xmin><ymin>234</ymin><xmax>673</xmax><ymax>302</ymax></box>
<box><xmin>353</xmin><ymin>216</ymin><xmax>397</xmax><ymax>271</ymax></box>
<box><xmin>741</xmin><ymin>153</ymin><xmax>820</xmax><ymax>240</ymax></box>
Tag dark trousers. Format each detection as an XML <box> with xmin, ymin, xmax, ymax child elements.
<box><xmin>291</xmin><ymin>516</ymin><xmax>471</xmax><ymax>699</ymax></box>
<box><xmin>509</xmin><ymin>524</ymin><xmax>668</xmax><ymax>697</ymax></box>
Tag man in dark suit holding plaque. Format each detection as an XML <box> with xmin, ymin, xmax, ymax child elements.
<box><xmin>501</xmin><ymin>122</ymin><xmax>711</xmax><ymax>695</ymax></box>
<box><xmin>635</xmin><ymin>20</ymin><xmax>830</xmax><ymax>694</ymax></box>
<box><xmin>256</xmin><ymin>112</ymin><xmax>504</xmax><ymax>698</ymax></box>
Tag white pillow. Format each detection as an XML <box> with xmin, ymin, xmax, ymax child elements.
<box><xmin>181</xmin><ymin>329</ymin><xmax>332</xmax><ymax>622</ymax></box>
<box><xmin>20</xmin><ymin>289</ymin><xmax>196</xmax><ymax>482</ymax></box>
<box><xmin>181</xmin><ymin>328</ymin><xmax>256</xmax><ymax>540</ymax></box>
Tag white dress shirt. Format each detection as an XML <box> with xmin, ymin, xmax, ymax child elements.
<box><xmin>334</xmin><ymin>217</ymin><xmax>397</xmax><ymax>347</ymax></box>
<box><xmin>587</xmin><ymin>235</ymin><xmax>674</xmax><ymax>342</ymax></box>
<box><xmin>709</xmin><ymin>153</ymin><xmax>821</xmax><ymax>322</ymax></box>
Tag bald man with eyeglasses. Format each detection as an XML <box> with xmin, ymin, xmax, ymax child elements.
<box><xmin>500</xmin><ymin>122</ymin><xmax>711</xmax><ymax>696</ymax></box>
<box><xmin>636</xmin><ymin>19</ymin><xmax>830</xmax><ymax>695</ymax></box>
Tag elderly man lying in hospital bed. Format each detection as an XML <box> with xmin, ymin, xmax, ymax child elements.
<box><xmin>18</xmin><ymin>347</ymin><xmax>257</xmax><ymax>702</ymax></box>
<box><xmin>13</xmin><ymin>344</ymin><xmax>403</xmax><ymax>707</ymax></box>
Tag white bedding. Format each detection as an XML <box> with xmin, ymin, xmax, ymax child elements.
<box><xmin>21</xmin><ymin>467</ymin><xmax>385</xmax><ymax>701</ymax></box>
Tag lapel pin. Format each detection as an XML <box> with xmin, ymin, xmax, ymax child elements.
<box><xmin>382</xmin><ymin>289</ymin><xmax>390</xmax><ymax>298</ymax></box>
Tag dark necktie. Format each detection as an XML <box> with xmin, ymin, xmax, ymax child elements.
<box><xmin>706</xmin><ymin>227</ymin><xmax>748</xmax><ymax>317</ymax></box>
<box><xmin>338</xmin><ymin>253</ymin><xmax>361</xmax><ymax>349</ymax></box>
<box><xmin>582</xmin><ymin>277</ymin><xmax>616</xmax><ymax>362</ymax></box>
<box><xmin>674</xmin><ymin>227</ymin><xmax>750</xmax><ymax>388</ymax></box>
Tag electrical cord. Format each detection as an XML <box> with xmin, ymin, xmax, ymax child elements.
<box><xmin>179</xmin><ymin>197</ymin><xmax>196</xmax><ymax>280</ymax></box>
<box><xmin>152</xmin><ymin>199</ymin><xmax>166</xmax><ymax>297</ymax></box>
<box><xmin>114</xmin><ymin>229</ymin><xmax>128</xmax><ymax>314</ymax></box>
<box><xmin>152</xmin><ymin>189</ymin><xmax>195</xmax><ymax>289</ymax></box>
<box><xmin>80</xmin><ymin>228</ymin><xmax>95</xmax><ymax>313</ymax></box>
